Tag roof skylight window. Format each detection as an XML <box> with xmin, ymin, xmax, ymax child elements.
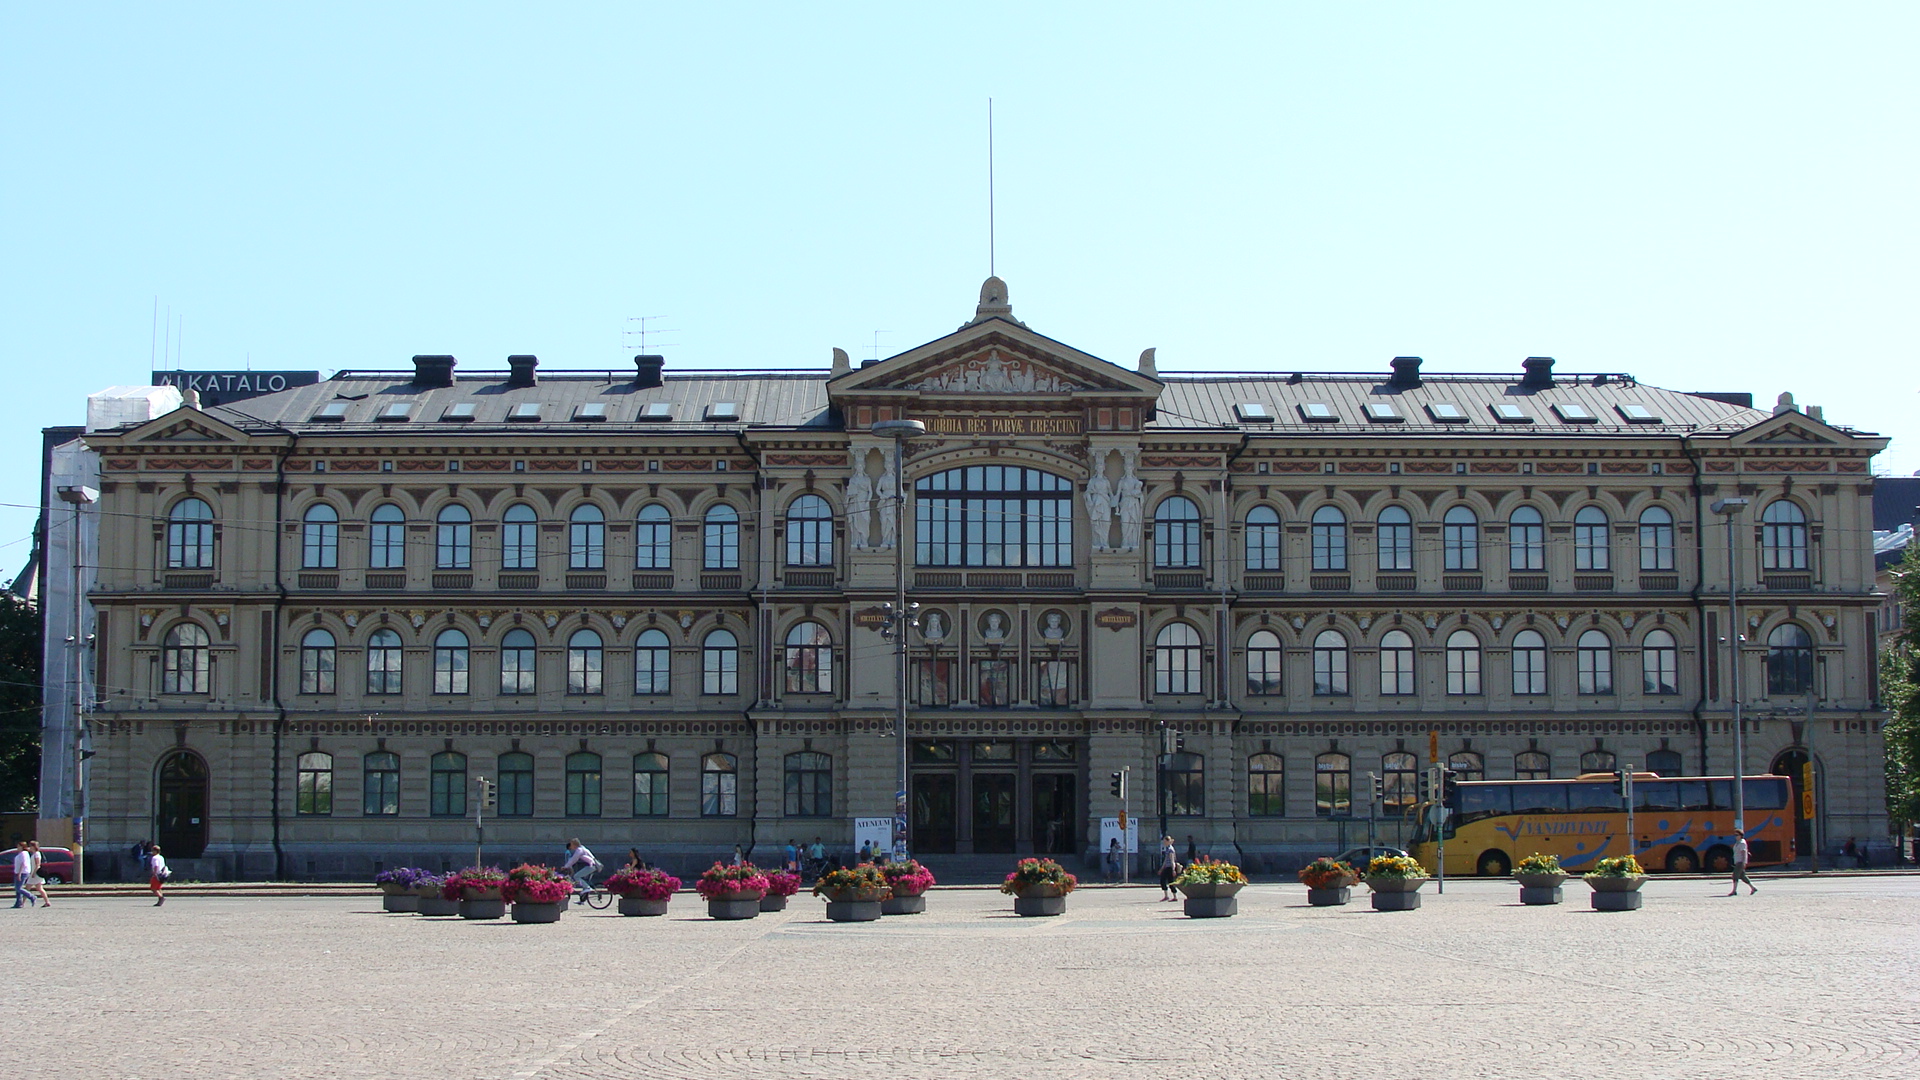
<box><xmin>375</xmin><ymin>402</ymin><xmax>414</xmax><ymax>422</ymax></box>
<box><xmin>705</xmin><ymin>402</ymin><xmax>741</xmax><ymax>422</ymax></box>
<box><xmin>1552</xmin><ymin>403</ymin><xmax>1598</xmax><ymax>423</ymax></box>
<box><xmin>1426</xmin><ymin>402</ymin><xmax>1468</xmax><ymax>422</ymax></box>
<box><xmin>1298</xmin><ymin>402</ymin><xmax>1338</xmax><ymax>422</ymax></box>
<box><xmin>573</xmin><ymin>403</ymin><xmax>609</xmax><ymax>422</ymax></box>
<box><xmin>638</xmin><ymin>403</ymin><xmax>675</xmax><ymax>422</ymax></box>
<box><xmin>1234</xmin><ymin>403</ymin><xmax>1274</xmax><ymax>422</ymax></box>
<box><xmin>508</xmin><ymin>403</ymin><xmax>543</xmax><ymax>422</ymax></box>
<box><xmin>1491</xmin><ymin>403</ymin><xmax>1533</xmax><ymax>423</ymax></box>
<box><xmin>1616</xmin><ymin>403</ymin><xmax>1660</xmax><ymax>423</ymax></box>
<box><xmin>1364</xmin><ymin>403</ymin><xmax>1403</xmax><ymax>423</ymax></box>
<box><xmin>311</xmin><ymin>402</ymin><xmax>350</xmax><ymax>422</ymax></box>
<box><xmin>439</xmin><ymin>403</ymin><xmax>477</xmax><ymax>423</ymax></box>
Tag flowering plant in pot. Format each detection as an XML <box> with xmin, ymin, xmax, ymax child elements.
<box><xmin>374</xmin><ymin>867</ymin><xmax>432</xmax><ymax>895</ymax></box>
<box><xmin>1362</xmin><ymin>855</ymin><xmax>1429</xmax><ymax>893</ymax></box>
<box><xmin>1175</xmin><ymin>861</ymin><xmax>1248</xmax><ymax>887</ymax></box>
<box><xmin>605</xmin><ymin>868</ymin><xmax>681</xmax><ymax>901</ymax></box>
<box><xmin>881</xmin><ymin>860</ymin><xmax>936</xmax><ymax>898</ymax></box>
<box><xmin>695</xmin><ymin>862</ymin><xmax>770</xmax><ymax>900</ymax></box>
<box><xmin>1297</xmin><ymin>857</ymin><xmax>1358</xmax><ymax>890</ymax></box>
<box><xmin>998</xmin><ymin>857</ymin><xmax>1076</xmax><ymax>898</ymax></box>
<box><xmin>1583</xmin><ymin>855</ymin><xmax>1647</xmax><ymax>891</ymax></box>
<box><xmin>811</xmin><ymin>862</ymin><xmax>891</xmax><ymax>903</ymax></box>
<box><xmin>764</xmin><ymin>871</ymin><xmax>803</xmax><ymax>898</ymax></box>
<box><xmin>501</xmin><ymin>863</ymin><xmax>576</xmax><ymax>905</ymax></box>
<box><xmin>1514</xmin><ymin>852</ymin><xmax>1568</xmax><ymax>887</ymax></box>
<box><xmin>443</xmin><ymin>865</ymin><xmax>507</xmax><ymax>901</ymax></box>
<box><xmin>413</xmin><ymin>874</ymin><xmax>459</xmax><ymax>915</ymax></box>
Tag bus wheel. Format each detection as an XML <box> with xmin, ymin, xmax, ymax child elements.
<box><xmin>1664</xmin><ymin>847</ymin><xmax>1699</xmax><ymax>874</ymax></box>
<box><xmin>1703</xmin><ymin>846</ymin><xmax>1734</xmax><ymax>874</ymax></box>
<box><xmin>1476</xmin><ymin>850</ymin><xmax>1510</xmax><ymax>877</ymax></box>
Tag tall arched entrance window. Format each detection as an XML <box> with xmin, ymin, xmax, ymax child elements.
<box><xmin>155</xmin><ymin>751</ymin><xmax>210</xmax><ymax>858</ymax></box>
<box><xmin>914</xmin><ymin>465</ymin><xmax>1072</xmax><ymax>567</ymax></box>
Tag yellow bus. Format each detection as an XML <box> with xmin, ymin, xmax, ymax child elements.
<box><xmin>1408</xmin><ymin>773</ymin><xmax>1796</xmax><ymax>876</ymax></box>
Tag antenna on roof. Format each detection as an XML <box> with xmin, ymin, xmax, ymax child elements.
<box><xmin>624</xmin><ymin>316</ymin><xmax>680</xmax><ymax>358</ymax></box>
<box><xmin>987</xmin><ymin>97</ymin><xmax>996</xmax><ymax>278</ymax></box>
<box><xmin>870</xmin><ymin>330</ymin><xmax>891</xmax><ymax>362</ymax></box>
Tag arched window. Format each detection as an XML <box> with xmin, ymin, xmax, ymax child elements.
<box><xmin>1443</xmin><ymin>506</ymin><xmax>1479</xmax><ymax>571</ymax></box>
<box><xmin>1312</xmin><ymin>630</ymin><xmax>1349</xmax><ymax>696</ymax></box>
<box><xmin>703</xmin><ymin>504</ymin><xmax>739</xmax><ymax>569</ymax></box>
<box><xmin>1580</xmin><ymin>749</ymin><xmax>1617</xmax><ymax>773</ymax></box>
<box><xmin>1315</xmin><ymin>752</ymin><xmax>1351</xmax><ymax>816</ymax></box>
<box><xmin>702</xmin><ymin>629</ymin><xmax>739</xmax><ymax>695</ymax></box>
<box><xmin>369</xmin><ymin>504</ymin><xmax>406</xmax><ymax>569</ymax></box>
<box><xmin>502</xmin><ymin>503</ymin><xmax>539</xmax><ymax>570</ymax></box>
<box><xmin>1448</xmin><ymin>750</ymin><xmax>1485</xmax><ymax>783</ymax></box>
<box><xmin>1379</xmin><ymin>629</ymin><xmax>1415</xmax><ymax>696</ymax></box>
<box><xmin>633</xmin><ymin>628</ymin><xmax>670</xmax><ymax>695</ymax></box>
<box><xmin>1377</xmin><ymin>506</ymin><xmax>1412</xmax><ymax>571</ymax></box>
<box><xmin>166</xmin><ymin>498</ymin><xmax>215</xmax><ymax>570</ymax></box>
<box><xmin>1512</xmin><ymin>629</ymin><xmax>1548</xmax><ymax>695</ymax></box>
<box><xmin>569</xmin><ymin>504</ymin><xmax>606</xmax><ymax>570</ymax></box>
<box><xmin>1509</xmin><ymin>506</ymin><xmax>1545</xmax><ymax>571</ymax></box>
<box><xmin>499</xmin><ymin>628</ymin><xmax>536</xmax><ymax>696</ymax></box>
<box><xmin>783</xmin><ymin>622</ymin><xmax>833</xmax><ymax>694</ymax></box>
<box><xmin>1514</xmin><ymin>749</ymin><xmax>1551</xmax><ymax>780</ymax></box>
<box><xmin>1245</xmin><ymin>505</ymin><xmax>1281</xmax><ymax>571</ymax></box>
<box><xmin>1383</xmin><ymin>751</ymin><xmax>1418</xmax><ymax>813</ymax></box>
<box><xmin>1642</xmin><ymin>629</ymin><xmax>1679</xmax><ymax>695</ymax></box>
<box><xmin>1645</xmin><ymin>748</ymin><xmax>1683</xmax><ymax>777</ymax></box>
<box><xmin>1574</xmin><ymin>506</ymin><xmax>1610</xmax><ymax>571</ymax></box>
<box><xmin>1248</xmin><ymin>753</ymin><xmax>1285</xmax><ymax>816</ymax></box>
<box><xmin>565</xmin><ymin>751</ymin><xmax>602</xmax><ymax>817</ymax></box>
<box><xmin>362</xmin><ymin>750</ymin><xmax>399</xmax><ymax>816</ymax></box>
<box><xmin>436</xmin><ymin>504</ymin><xmax>472</xmax><ymax>569</ymax></box>
<box><xmin>1445</xmin><ymin>630</ymin><xmax>1482</xmax><ymax>695</ymax></box>
<box><xmin>701</xmin><ymin>752</ymin><xmax>738</xmax><ymax>816</ymax></box>
<box><xmin>1762</xmin><ymin>499</ymin><xmax>1808</xmax><ymax>571</ymax></box>
<box><xmin>785</xmin><ymin>751</ymin><xmax>833</xmax><ymax>817</ymax></box>
<box><xmin>1153</xmin><ymin>622</ymin><xmax>1202</xmax><ymax>695</ymax></box>
<box><xmin>915</xmin><ymin>465</ymin><xmax>1072</xmax><ymax>567</ymax></box>
<box><xmin>568</xmin><ymin>629</ymin><xmax>604</xmax><ymax>695</ymax></box>
<box><xmin>1577</xmin><ymin>630</ymin><xmax>1613</xmax><ymax>695</ymax></box>
<box><xmin>1767</xmin><ymin>623</ymin><xmax>1814</xmax><ymax>695</ymax></box>
<box><xmin>366</xmin><ymin>628</ymin><xmax>403</xmax><ymax>695</ymax></box>
<box><xmin>786</xmin><ymin>494</ymin><xmax>833</xmax><ymax>567</ymax></box>
<box><xmin>632</xmin><ymin>751</ymin><xmax>669</xmax><ymax>817</ymax></box>
<box><xmin>1311</xmin><ymin>506</ymin><xmax>1347</xmax><ymax>571</ymax></box>
<box><xmin>497</xmin><ymin>751</ymin><xmax>534</xmax><ymax>817</ymax></box>
<box><xmin>1638</xmin><ymin>506</ymin><xmax>1675</xmax><ymax>571</ymax></box>
<box><xmin>1161</xmin><ymin>752</ymin><xmax>1204</xmax><ymax>817</ymax></box>
<box><xmin>433</xmin><ymin>629</ymin><xmax>469</xmax><ymax>695</ymax></box>
<box><xmin>302</xmin><ymin>504</ymin><xmax>339</xmax><ymax>569</ymax></box>
<box><xmin>299</xmin><ymin>629</ymin><xmax>336</xmax><ymax>695</ymax></box>
<box><xmin>1153</xmin><ymin>496</ymin><xmax>1202</xmax><ymax>569</ymax></box>
<box><xmin>296</xmin><ymin>751</ymin><xmax>333</xmax><ymax>815</ymax></box>
<box><xmin>1246</xmin><ymin>629</ymin><xmax>1283</xmax><ymax>696</ymax></box>
<box><xmin>635</xmin><ymin>504</ymin><xmax>672</xmax><ymax>570</ymax></box>
<box><xmin>161</xmin><ymin>623</ymin><xmax>210</xmax><ymax>694</ymax></box>
<box><xmin>429</xmin><ymin>751</ymin><xmax>466</xmax><ymax>816</ymax></box>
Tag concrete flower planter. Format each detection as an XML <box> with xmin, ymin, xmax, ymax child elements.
<box><xmin>881</xmin><ymin>891</ymin><xmax>927</xmax><ymax>915</ymax></box>
<box><xmin>1515</xmin><ymin>871</ymin><xmax>1569</xmax><ymax>905</ymax></box>
<box><xmin>511</xmin><ymin>901</ymin><xmax>563</xmax><ymax>924</ymax></box>
<box><xmin>458</xmin><ymin>898</ymin><xmax>506</xmax><ymax>919</ymax></box>
<box><xmin>1177</xmin><ymin>881</ymin><xmax>1243</xmax><ymax>918</ymax></box>
<box><xmin>381</xmin><ymin>893</ymin><xmax>420</xmax><ymax>913</ymax></box>
<box><xmin>1586</xmin><ymin>875</ymin><xmax>1647</xmax><ymax>911</ymax></box>
<box><xmin>617</xmin><ymin>896</ymin><xmax>671</xmax><ymax>917</ymax></box>
<box><xmin>818</xmin><ymin>887</ymin><xmax>887</xmax><ymax>922</ymax></box>
<box><xmin>417</xmin><ymin>895</ymin><xmax>460</xmax><ymax>916</ymax></box>
<box><xmin>1013</xmin><ymin>883</ymin><xmax>1068</xmax><ymax>917</ymax></box>
<box><xmin>706</xmin><ymin>890</ymin><xmax>765</xmax><ymax>920</ymax></box>
<box><xmin>1306</xmin><ymin>886</ymin><xmax>1353</xmax><ymax>907</ymax></box>
<box><xmin>1364</xmin><ymin>875</ymin><xmax>1429</xmax><ymax>911</ymax></box>
<box><xmin>759</xmin><ymin>894</ymin><xmax>790</xmax><ymax>912</ymax></box>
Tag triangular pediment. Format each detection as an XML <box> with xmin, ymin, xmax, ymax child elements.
<box><xmin>119</xmin><ymin>407</ymin><xmax>251</xmax><ymax>445</ymax></box>
<box><xmin>1730</xmin><ymin>410</ymin><xmax>1845</xmax><ymax>446</ymax></box>
<box><xmin>831</xmin><ymin>321</ymin><xmax>1160</xmax><ymax>403</ymax></box>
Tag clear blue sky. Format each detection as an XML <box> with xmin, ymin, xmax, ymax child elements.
<box><xmin>4</xmin><ymin>3</ymin><xmax>1916</xmax><ymax>567</ymax></box>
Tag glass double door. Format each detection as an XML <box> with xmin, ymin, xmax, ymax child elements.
<box><xmin>910</xmin><ymin>769</ymin><xmax>1076</xmax><ymax>855</ymax></box>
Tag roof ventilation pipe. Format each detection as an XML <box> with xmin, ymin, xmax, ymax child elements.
<box><xmin>1519</xmin><ymin>356</ymin><xmax>1555</xmax><ymax>390</ymax></box>
<box><xmin>1387</xmin><ymin>356</ymin><xmax>1423</xmax><ymax>390</ymax></box>
<box><xmin>506</xmin><ymin>354</ymin><xmax>538</xmax><ymax>388</ymax></box>
<box><xmin>412</xmin><ymin>355</ymin><xmax>456</xmax><ymax>388</ymax></box>
<box><xmin>634</xmin><ymin>354</ymin><xmax>665</xmax><ymax>390</ymax></box>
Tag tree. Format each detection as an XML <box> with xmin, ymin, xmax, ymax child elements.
<box><xmin>0</xmin><ymin>591</ymin><xmax>42</xmax><ymax>813</ymax></box>
<box><xmin>1883</xmin><ymin>543</ymin><xmax>1920</xmax><ymax>840</ymax></box>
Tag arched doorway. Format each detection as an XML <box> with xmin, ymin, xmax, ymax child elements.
<box><xmin>1771</xmin><ymin>748</ymin><xmax>1812</xmax><ymax>864</ymax></box>
<box><xmin>156</xmin><ymin>752</ymin><xmax>210</xmax><ymax>859</ymax></box>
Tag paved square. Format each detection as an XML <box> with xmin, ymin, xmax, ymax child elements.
<box><xmin>4</xmin><ymin>876</ymin><xmax>1917</xmax><ymax>1079</ymax></box>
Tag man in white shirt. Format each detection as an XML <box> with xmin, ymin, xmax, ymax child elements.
<box><xmin>561</xmin><ymin>839</ymin><xmax>599</xmax><ymax>903</ymax></box>
<box><xmin>10</xmin><ymin>841</ymin><xmax>36</xmax><ymax>908</ymax></box>
<box><xmin>1727</xmin><ymin>834</ymin><xmax>1758</xmax><ymax>895</ymax></box>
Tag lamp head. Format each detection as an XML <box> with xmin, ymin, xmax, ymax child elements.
<box><xmin>871</xmin><ymin>419</ymin><xmax>927</xmax><ymax>441</ymax></box>
<box><xmin>1710</xmin><ymin>497</ymin><xmax>1750</xmax><ymax>515</ymax></box>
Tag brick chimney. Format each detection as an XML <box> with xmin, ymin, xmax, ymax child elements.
<box><xmin>634</xmin><ymin>354</ymin><xmax>664</xmax><ymax>390</ymax></box>
<box><xmin>412</xmin><ymin>355</ymin><xmax>455</xmax><ymax>389</ymax></box>
<box><xmin>507</xmin><ymin>354</ymin><xmax>538</xmax><ymax>388</ymax></box>
<box><xmin>1519</xmin><ymin>356</ymin><xmax>1555</xmax><ymax>390</ymax></box>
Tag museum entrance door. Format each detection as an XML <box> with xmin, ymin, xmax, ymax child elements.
<box><xmin>910</xmin><ymin>773</ymin><xmax>957</xmax><ymax>853</ymax></box>
<box><xmin>972</xmin><ymin>773</ymin><xmax>1018</xmax><ymax>853</ymax></box>
<box><xmin>1031</xmin><ymin>773</ymin><xmax>1077</xmax><ymax>855</ymax></box>
<box><xmin>156</xmin><ymin>751</ymin><xmax>209</xmax><ymax>858</ymax></box>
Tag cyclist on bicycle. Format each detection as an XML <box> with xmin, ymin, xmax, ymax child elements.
<box><xmin>561</xmin><ymin>838</ymin><xmax>600</xmax><ymax>904</ymax></box>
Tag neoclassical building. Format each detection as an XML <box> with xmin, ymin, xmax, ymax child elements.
<box><xmin>75</xmin><ymin>280</ymin><xmax>1891</xmax><ymax>879</ymax></box>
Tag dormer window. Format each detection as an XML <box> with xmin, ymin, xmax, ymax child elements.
<box><xmin>439</xmin><ymin>403</ymin><xmax>476</xmax><ymax>423</ymax></box>
<box><xmin>1491</xmin><ymin>403</ymin><xmax>1532</xmax><ymax>423</ymax></box>
<box><xmin>1234</xmin><ymin>403</ymin><xmax>1274</xmax><ymax>422</ymax></box>
<box><xmin>1616</xmin><ymin>403</ymin><xmax>1660</xmax><ymax>423</ymax></box>
<box><xmin>1426</xmin><ymin>402</ymin><xmax>1468</xmax><ymax>422</ymax></box>
<box><xmin>508</xmin><ymin>403</ymin><xmax>543</xmax><ymax>422</ymax></box>
<box><xmin>1364</xmin><ymin>403</ymin><xmax>1403</xmax><ymax>423</ymax></box>
<box><xmin>573</xmin><ymin>403</ymin><xmax>609</xmax><ymax>422</ymax></box>
<box><xmin>1299</xmin><ymin>402</ymin><xmax>1338</xmax><ymax>422</ymax></box>
<box><xmin>311</xmin><ymin>402</ymin><xmax>350</xmax><ymax>422</ymax></box>
<box><xmin>638</xmin><ymin>403</ymin><xmax>674</xmax><ymax>422</ymax></box>
<box><xmin>1552</xmin><ymin>403</ymin><xmax>1598</xmax><ymax>423</ymax></box>
<box><xmin>375</xmin><ymin>402</ymin><xmax>413</xmax><ymax>422</ymax></box>
<box><xmin>705</xmin><ymin>402</ymin><xmax>741</xmax><ymax>422</ymax></box>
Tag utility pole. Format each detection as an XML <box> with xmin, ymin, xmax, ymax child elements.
<box><xmin>474</xmin><ymin>776</ymin><xmax>495</xmax><ymax>868</ymax></box>
<box><xmin>873</xmin><ymin>419</ymin><xmax>925</xmax><ymax>862</ymax></box>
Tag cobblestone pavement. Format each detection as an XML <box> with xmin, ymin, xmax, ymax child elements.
<box><xmin>3</xmin><ymin>875</ymin><xmax>1916</xmax><ymax>1079</ymax></box>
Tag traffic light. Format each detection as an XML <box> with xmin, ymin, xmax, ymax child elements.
<box><xmin>478</xmin><ymin>777</ymin><xmax>497</xmax><ymax>813</ymax></box>
<box><xmin>1110</xmin><ymin>771</ymin><xmax>1124</xmax><ymax>798</ymax></box>
<box><xmin>1418</xmin><ymin>771</ymin><xmax>1431</xmax><ymax>803</ymax></box>
<box><xmin>1369</xmin><ymin>772</ymin><xmax>1384</xmax><ymax>802</ymax></box>
<box><xmin>1174</xmin><ymin>733</ymin><xmax>1186</xmax><ymax>753</ymax></box>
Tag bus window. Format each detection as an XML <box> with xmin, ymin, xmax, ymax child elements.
<box><xmin>1511</xmin><ymin>783</ymin><xmax>1568</xmax><ymax>814</ymax></box>
<box><xmin>1634</xmin><ymin>781</ymin><xmax>1678</xmax><ymax>812</ymax></box>
<box><xmin>1677</xmin><ymin>780</ymin><xmax>1711</xmax><ymax>811</ymax></box>
<box><xmin>1455</xmin><ymin>784</ymin><xmax>1511</xmax><ymax>824</ymax></box>
<box><xmin>1744</xmin><ymin>777</ymin><xmax>1788</xmax><ymax>810</ymax></box>
<box><xmin>1708</xmin><ymin>779</ymin><xmax>1733</xmax><ymax>809</ymax></box>
<box><xmin>1567</xmin><ymin>782</ymin><xmax>1619</xmax><ymax>814</ymax></box>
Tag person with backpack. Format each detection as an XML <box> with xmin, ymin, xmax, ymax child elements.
<box><xmin>148</xmin><ymin>845</ymin><xmax>170</xmax><ymax>906</ymax></box>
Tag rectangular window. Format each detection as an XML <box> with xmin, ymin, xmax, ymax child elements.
<box><xmin>977</xmin><ymin>659</ymin><xmax>1012</xmax><ymax>707</ymax></box>
<box><xmin>1034</xmin><ymin>660</ymin><xmax>1073</xmax><ymax>707</ymax></box>
<box><xmin>912</xmin><ymin>658</ymin><xmax>955</xmax><ymax>706</ymax></box>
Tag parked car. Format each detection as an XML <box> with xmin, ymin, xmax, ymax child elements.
<box><xmin>0</xmin><ymin>846</ymin><xmax>76</xmax><ymax>885</ymax></box>
<box><xmin>1329</xmin><ymin>846</ymin><xmax>1409</xmax><ymax>872</ymax></box>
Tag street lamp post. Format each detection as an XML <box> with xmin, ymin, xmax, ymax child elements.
<box><xmin>873</xmin><ymin>419</ymin><xmax>926</xmax><ymax>861</ymax></box>
<box><xmin>1711</xmin><ymin>497</ymin><xmax>1750</xmax><ymax>838</ymax></box>
<box><xmin>55</xmin><ymin>484</ymin><xmax>97</xmax><ymax>885</ymax></box>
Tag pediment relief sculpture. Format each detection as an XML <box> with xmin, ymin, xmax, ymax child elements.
<box><xmin>910</xmin><ymin>350</ymin><xmax>1079</xmax><ymax>394</ymax></box>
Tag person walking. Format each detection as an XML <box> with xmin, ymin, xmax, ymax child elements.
<box><xmin>1105</xmin><ymin>838</ymin><xmax>1122</xmax><ymax>884</ymax></box>
<box><xmin>22</xmin><ymin>842</ymin><xmax>52</xmax><ymax>907</ymax></box>
<box><xmin>148</xmin><ymin>845</ymin><xmax>170</xmax><ymax>906</ymax></box>
<box><xmin>731</xmin><ymin>844</ymin><xmax>746</xmax><ymax>868</ymax></box>
<box><xmin>784</xmin><ymin>839</ymin><xmax>799</xmax><ymax>874</ymax></box>
<box><xmin>1157</xmin><ymin>835</ymin><xmax>1179</xmax><ymax>901</ymax></box>
<box><xmin>11</xmin><ymin>841</ymin><xmax>36</xmax><ymax>908</ymax></box>
<box><xmin>1727</xmin><ymin>834</ymin><xmax>1757</xmax><ymax>895</ymax></box>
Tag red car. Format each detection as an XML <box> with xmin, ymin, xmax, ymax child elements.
<box><xmin>1</xmin><ymin>846</ymin><xmax>76</xmax><ymax>885</ymax></box>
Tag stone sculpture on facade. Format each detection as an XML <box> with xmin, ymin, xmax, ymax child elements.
<box><xmin>876</xmin><ymin>456</ymin><xmax>899</xmax><ymax>550</ymax></box>
<box><xmin>1116</xmin><ymin>450</ymin><xmax>1145</xmax><ymax>553</ymax></box>
<box><xmin>1083</xmin><ymin>462</ymin><xmax>1115</xmax><ymax>552</ymax></box>
<box><xmin>846</xmin><ymin>453</ymin><xmax>874</xmax><ymax>551</ymax></box>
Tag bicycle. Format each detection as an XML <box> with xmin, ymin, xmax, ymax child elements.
<box><xmin>571</xmin><ymin>867</ymin><xmax>612</xmax><ymax>909</ymax></box>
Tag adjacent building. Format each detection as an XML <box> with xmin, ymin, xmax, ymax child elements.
<box><xmin>70</xmin><ymin>280</ymin><xmax>1892</xmax><ymax>879</ymax></box>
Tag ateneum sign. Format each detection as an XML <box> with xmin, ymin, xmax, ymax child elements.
<box><xmin>153</xmin><ymin>370</ymin><xmax>320</xmax><ymax>406</ymax></box>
